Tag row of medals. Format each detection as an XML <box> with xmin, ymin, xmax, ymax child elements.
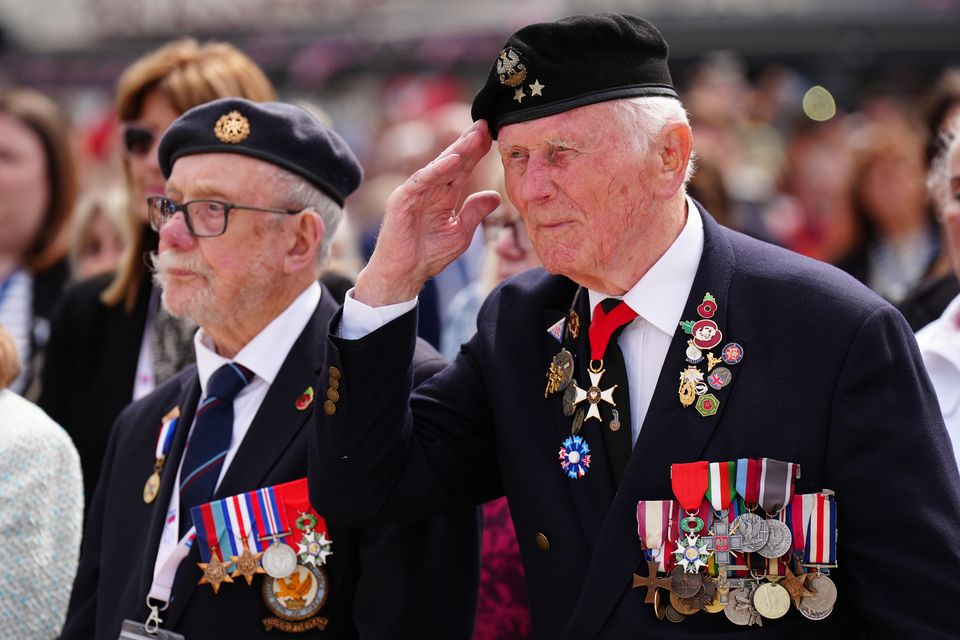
<box><xmin>653</xmin><ymin>511</ymin><xmax>837</xmax><ymax>625</ymax></box>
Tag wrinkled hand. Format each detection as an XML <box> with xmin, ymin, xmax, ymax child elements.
<box><xmin>354</xmin><ymin>120</ymin><xmax>501</xmax><ymax>307</ymax></box>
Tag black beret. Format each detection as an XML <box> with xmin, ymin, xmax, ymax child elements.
<box><xmin>471</xmin><ymin>13</ymin><xmax>678</xmax><ymax>139</ymax></box>
<box><xmin>158</xmin><ymin>98</ymin><xmax>362</xmax><ymax>206</ymax></box>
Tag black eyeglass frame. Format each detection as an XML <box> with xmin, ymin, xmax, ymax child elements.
<box><xmin>146</xmin><ymin>196</ymin><xmax>303</xmax><ymax>238</ymax></box>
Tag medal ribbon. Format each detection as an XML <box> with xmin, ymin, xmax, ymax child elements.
<box><xmin>154</xmin><ymin>413</ymin><xmax>179</xmax><ymax>460</ymax></box>
<box><xmin>735</xmin><ymin>458</ymin><xmax>762</xmax><ymax>505</ymax></box>
<box><xmin>588</xmin><ymin>300</ymin><xmax>638</xmax><ymax>361</ymax></box>
<box><xmin>785</xmin><ymin>494</ymin><xmax>810</xmax><ymax>555</ymax></box>
<box><xmin>662</xmin><ymin>500</ymin><xmax>682</xmax><ymax>572</ymax></box>
<box><xmin>758</xmin><ymin>458</ymin><xmax>795</xmax><ymax>515</ymax></box>
<box><xmin>804</xmin><ymin>493</ymin><xmax>837</xmax><ymax>565</ymax></box>
<box><xmin>637</xmin><ymin>500</ymin><xmax>672</xmax><ymax>551</ymax></box>
<box><xmin>706</xmin><ymin>461</ymin><xmax>737</xmax><ymax>511</ymax></box>
<box><xmin>273</xmin><ymin>478</ymin><xmax>328</xmax><ymax>547</ymax></box>
<box><xmin>670</xmin><ymin>461</ymin><xmax>710</xmax><ymax>512</ymax></box>
<box><xmin>192</xmin><ymin>502</ymin><xmax>223</xmax><ymax>562</ymax></box>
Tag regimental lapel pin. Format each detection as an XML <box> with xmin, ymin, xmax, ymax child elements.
<box><xmin>676</xmin><ymin>293</ymin><xmax>745</xmax><ymax>415</ymax></box>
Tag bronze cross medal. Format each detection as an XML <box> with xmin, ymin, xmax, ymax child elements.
<box><xmin>701</xmin><ymin>514</ymin><xmax>744</xmax><ymax>604</ymax></box>
<box><xmin>632</xmin><ymin>559</ymin><xmax>673</xmax><ymax>605</ymax></box>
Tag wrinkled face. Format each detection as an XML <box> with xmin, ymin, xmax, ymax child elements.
<box><xmin>153</xmin><ymin>154</ymin><xmax>287</xmax><ymax>329</ymax></box>
<box><xmin>126</xmin><ymin>89</ymin><xmax>180</xmax><ymax>220</ymax></box>
<box><xmin>946</xmin><ymin>139</ymin><xmax>960</xmax><ymax>277</ymax></box>
<box><xmin>497</xmin><ymin>103</ymin><xmax>655</xmax><ymax>282</ymax></box>
<box><xmin>0</xmin><ymin>113</ymin><xmax>48</xmax><ymax>257</ymax></box>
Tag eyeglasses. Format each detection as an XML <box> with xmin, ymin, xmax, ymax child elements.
<box><xmin>146</xmin><ymin>196</ymin><xmax>302</xmax><ymax>238</ymax></box>
<box><xmin>121</xmin><ymin>123</ymin><xmax>157</xmax><ymax>157</ymax></box>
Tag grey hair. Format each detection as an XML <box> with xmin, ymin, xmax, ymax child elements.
<box><xmin>608</xmin><ymin>96</ymin><xmax>697</xmax><ymax>185</ymax></box>
<box><xmin>269</xmin><ymin>167</ymin><xmax>344</xmax><ymax>266</ymax></box>
<box><xmin>927</xmin><ymin>116</ymin><xmax>960</xmax><ymax>219</ymax></box>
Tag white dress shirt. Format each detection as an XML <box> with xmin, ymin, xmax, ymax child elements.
<box><xmin>150</xmin><ymin>282</ymin><xmax>321</xmax><ymax>602</ymax></box>
<box><xmin>916</xmin><ymin>292</ymin><xmax>960</xmax><ymax>467</ymax></box>
<box><xmin>341</xmin><ymin>198</ymin><xmax>705</xmax><ymax>446</ymax></box>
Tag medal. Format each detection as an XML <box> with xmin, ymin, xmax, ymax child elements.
<box><xmin>567</xmin><ymin>309</ymin><xmax>580</xmax><ymax>339</ymax></box>
<box><xmin>670</xmin><ymin>566</ymin><xmax>703</xmax><ymax>597</ymax></box>
<box><xmin>558</xmin><ymin>435</ymin><xmax>591</xmax><ymax>479</ymax></box>
<box><xmin>197</xmin><ymin>550</ymin><xmax>234</xmax><ymax>594</ymax></box>
<box><xmin>670</xmin><ymin>461</ymin><xmax>709</xmax><ymax>534</ymax></box>
<box><xmin>144</xmin><ymin>407</ymin><xmax>179</xmax><ymax>504</ymax></box>
<box><xmin>262</xmin><ymin>563</ymin><xmax>330</xmax><ymax>632</ymax></box>
<box><xmin>562</xmin><ymin>384</ymin><xmax>577</xmax><ymax>417</ymax></box>
<box><xmin>262</xmin><ymin>539</ymin><xmax>298</xmax><ymax>579</ymax></box>
<box><xmin>752</xmin><ymin>582</ymin><xmax>791</xmax><ymax>619</ymax></box>
<box><xmin>231</xmin><ymin>537</ymin><xmax>265</xmax><ymax>586</ymax></box>
<box><xmin>798</xmin><ymin>573</ymin><xmax>837</xmax><ymax>620</ymax></box>
<box><xmin>732</xmin><ymin>513</ymin><xmax>769</xmax><ymax>553</ymax></box>
<box><xmin>678</xmin><ymin>367</ymin><xmax>702</xmax><ymax>408</ymax></box>
<box><xmin>685</xmin><ymin>340</ymin><xmax>703</xmax><ymax>364</ymax></box>
<box><xmin>632</xmin><ymin>559</ymin><xmax>674</xmax><ymax>604</ymax></box>
<box><xmin>669</xmin><ymin>590</ymin><xmax>701</xmax><ymax>616</ymax></box>
<box><xmin>570</xmin><ymin>407</ymin><xmax>585</xmax><ymax>436</ymax></box>
<box><xmin>571</xmin><ymin>363</ymin><xmax>617</xmax><ymax>422</ymax></box>
<box><xmin>296</xmin><ymin>513</ymin><xmax>333</xmax><ymax>566</ymax></box>
<box><xmin>544</xmin><ymin>349</ymin><xmax>574</xmax><ymax>398</ymax></box>
<box><xmin>803</xmin><ymin>492</ymin><xmax>838</xmax><ymax>568</ymax></box>
<box><xmin>758</xmin><ymin>519</ymin><xmax>792</xmax><ymax>559</ymax></box>
<box><xmin>707</xmin><ymin>367</ymin><xmax>732</xmax><ymax>390</ymax></box>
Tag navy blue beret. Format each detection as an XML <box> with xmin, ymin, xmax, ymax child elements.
<box><xmin>471</xmin><ymin>13</ymin><xmax>679</xmax><ymax>139</ymax></box>
<box><xmin>158</xmin><ymin>98</ymin><xmax>362</xmax><ymax>206</ymax></box>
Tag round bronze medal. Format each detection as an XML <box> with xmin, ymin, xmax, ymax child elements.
<box><xmin>262</xmin><ymin>563</ymin><xmax>328</xmax><ymax>622</ymax></box>
<box><xmin>571</xmin><ymin>408</ymin><xmax>585</xmax><ymax>436</ymax></box>
<box><xmin>669</xmin><ymin>591</ymin><xmax>702</xmax><ymax>616</ymax></box>
<box><xmin>663</xmin><ymin>604</ymin><xmax>686</xmax><ymax>623</ymax></box>
<box><xmin>143</xmin><ymin>471</ymin><xmax>161</xmax><ymax>504</ymax></box>
<box><xmin>671</xmin><ymin>568</ymin><xmax>703</xmax><ymax>598</ymax></box>
<box><xmin>752</xmin><ymin>582</ymin><xmax>791</xmax><ymax>619</ymax></box>
<box><xmin>653</xmin><ymin>588</ymin><xmax>667</xmax><ymax>620</ymax></box>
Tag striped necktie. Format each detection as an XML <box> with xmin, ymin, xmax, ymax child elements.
<box><xmin>178</xmin><ymin>362</ymin><xmax>254</xmax><ymax>537</ymax></box>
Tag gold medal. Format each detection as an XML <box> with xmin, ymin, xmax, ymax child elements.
<box><xmin>197</xmin><ymin>549</ymin><xmax>234</xmax><ymax>594</ymax></box>
<box><xmin>230</xmin><ymin>538</ymin><xmax>265</xmax><ymax>586</ymax></box>
<box><xmin>142</xmin><ymin>468</ymin><xmax>161</xmax><ymax>504</ymax></box>
<box><xmin>752</xmin><ymin>582</ymin><xmax>791</xmax><ymax>619</ymax></box>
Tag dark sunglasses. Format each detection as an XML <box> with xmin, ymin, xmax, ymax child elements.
<box><xmin>121</xmin><ymin>123</ymin><xmax>157</xmax><ymax>157</ymax></box>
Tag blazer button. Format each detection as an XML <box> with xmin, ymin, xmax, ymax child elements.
<box><xmin>327</xmin><ymin>388</ymin><xmax>340</xmax><ymax>402</ymax></box>
<box><xmin>324</xmin><ymin>400</ymin><xmax>337</xmax><ymax>415</ymax></box>
<box><xmin>535</xmin><ymin>532</ymin><xmax>550</xmax><ymax>552</ymax></box>
<box><xmin>328</xmin><ymin>366</ymin><xmax>342</xmax><ymax>381</ymax></box>
<box><xmin>328</xmin><ymin>377</ymin><xmax>340</xmax><ymax>391</ymax></box>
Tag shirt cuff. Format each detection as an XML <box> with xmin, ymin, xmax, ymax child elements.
<box><xmin>339</xmin><ymin>288</ymin><xmax>418</xmax><ymax>340</ymax></box>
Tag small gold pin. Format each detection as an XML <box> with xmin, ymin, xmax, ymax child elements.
<box><xmin>214</xmin><ymin>110</ymin><xmax>250</xmax><ymax>144</ymax></box>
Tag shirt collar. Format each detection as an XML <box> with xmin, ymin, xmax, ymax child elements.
<box><xmin>194</xmin><ymin>282</ymin><xmax>322</xmax><ymax>395</ymax></box>
<box><xmin>588</xmin><ymin>196</ymin><xmax>704</xmax><ymax>336</ymax></box>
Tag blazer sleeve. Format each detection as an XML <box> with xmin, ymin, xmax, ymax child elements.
<box><xmin>825</xmin><ymin>304</ymin><xmax>960</xmax><ymax>638</ymax></box>
<box><xmin>310</xmin><ymin>306</ymin><xmax>501</xmax><ymax>527</ymax></box>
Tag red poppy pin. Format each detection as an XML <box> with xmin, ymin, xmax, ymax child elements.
<box><xmin>296</xmin><ymin>386</ymin><xmax>315</xmax><ymax>411</ymax></box>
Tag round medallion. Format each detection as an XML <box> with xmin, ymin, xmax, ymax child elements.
<box><xmin>214</xmin><ymin>110</ymin><xmax>251</xmax><ymax>144</ymax></box>
<box><xmin>721</xmin><ymin>342</ymin><xmax>744</xmax><ymax>365</ymax></box>
<box><xmin>571</xmin><ymin>408</ymin><xmax>585</xmax><ymax>436</ymax></box>
<box><xmin>671</xmin><ymin>568</ymin><xmax>703</xmax><ymax>598</ymax></box>
<box><xmin>653</xmin><ymin>588</ymin><xmax>667</xmax><ymax>620</ymax></box>
<box><xmin>552</xmin><ymin>349</ymin><xmax>575</xmax><ymax>391</ymax></box>
<box><xmin>732</xmin><ymin>513</ymin><xmax>769</xmax><ymax>553</ymax></box>
<box><xmin>798</xmin><ymin>574</ymin><xmax>837</xmax><ymax>621</ymax></box>
<box><xmin>670</xmin><ymin>591</ymin><xmax>702</xmax><ymax>615</ymax></box>
<box><xmin>262</xmin><ymin>563</ymin><xmax>328</xmax><ymax>622</ymax></box>
<box><xmin>703</xmin><ymin>589</ymin><xmax>725</xmax><ymax>614</ymax></box>
<box><xmin>723</xmin><ymin>588</ymin><xmax>754</xmax><ymax>626</ymax></box>
<box><xmin>757</xmin><ymin>519</ymin><xmax>793</xmax><ymax>559</ymax></box>
<box><xmin>663</xmin><ymin>604</ymin><xmax>686</xmax><ymax>623</ymax></box>
<box><xmin>143</xmin><ymin>471</ymin><xmax>161</xmax><ymax>504</ymax></box>
<box><xmin>752</xmin><ymin>582</ymin><xmax>791</xmax><ymax>619</ymax></box>
<box><xmin>262</xmin><ymin>540</ymin><xmax>298</xmax><ymax>579</ymax></box>
<box><xmin>691</xmin><ymin>319</ymin><xmax>723</xmax><ymax>349</ymax></box>
<box><xmin>685</xmin><ymin>343</ymin><xmax>703</xmax><ymax>363</ymax></box>
<box><xmin>562</xmin><ymin>382</ymin><xmax>577</xmax><ymax>417</ymax></box>
<box><xmin>707</xmin><ymin>366</ymin><xmax>732</xmax><ymax>390</ymax></box>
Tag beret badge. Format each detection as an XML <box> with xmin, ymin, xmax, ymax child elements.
<box><xmin>497</xmin><ymin>48</ymin><xmax>528</xmax><ymax>87</ymax></box>
<box><xmin>214</xmin><ymin>110</ymin><xmax>251</xmax><ymax>144</ymax></box>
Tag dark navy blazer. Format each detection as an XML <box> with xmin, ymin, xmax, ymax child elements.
<box><xmin>62</xmin><ymin>286</ymin><xmax>480</xmax><ymax>639</ymax></box>
<box><xmin>312</xmin><ymin>206</ymin><xmax>960</xmax><ymax>639</ymax></box>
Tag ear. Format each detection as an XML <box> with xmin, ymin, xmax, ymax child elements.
<box><xmin>283</xmin><ymin>210</ymin><xmax>324</xmax><ymax>275</ymax></box>
<box><xmin>652</xmin><ymin>122</ymin><xmax>693</xmax><ymax>200</ymax></box>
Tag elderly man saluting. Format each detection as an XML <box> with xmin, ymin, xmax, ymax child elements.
<box><xmin>311</xmin><ymin>14</ymin><xmax>960</xmax><ymax>639</ymax></box>
<box><xmin>62</xmin><ymin>99</ymin><xmax>479</xmax><ymax>639</ymax></box>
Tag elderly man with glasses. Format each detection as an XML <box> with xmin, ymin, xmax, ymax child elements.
<box><xmin>61</xmin><ymin>98</ymin><xmax>480</xmax><ymax>640</ymax></box>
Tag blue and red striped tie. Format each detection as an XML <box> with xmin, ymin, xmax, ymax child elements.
<box><xmin>178</xmin><ymin>362</ymin><xmax>254</xmax><ymax>538</ymax></box>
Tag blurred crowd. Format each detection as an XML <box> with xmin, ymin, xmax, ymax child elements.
<box><xmin>1</xmin><ymin>36</ymin><xmax>959</xmax><ymax>638</ymax></box>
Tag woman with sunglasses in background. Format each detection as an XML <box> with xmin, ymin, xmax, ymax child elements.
<box><xmin>40</xmin><ymin>39</ymin><xmax>276</xmax><ymax>509</ymax></box>
<box><xmin>0</xmin><ymin>88</ymin><xmax>78</xmax><ymax>399</ymax></box>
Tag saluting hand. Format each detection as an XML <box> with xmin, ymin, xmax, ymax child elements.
<box><xmin>354</xmin><ymin>120</ymin><xmax>501</xmax><ymax>307</ymax></box>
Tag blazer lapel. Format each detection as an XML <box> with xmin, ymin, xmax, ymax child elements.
<box><xmin>162</xmin><ymin>291</ymin><xmax>335</xmax><ymax>627</ymax></box>
<box><xmin>135</xmin><ymin>372</ymin><xmax>202</xmax><ymax>609</ymax></box>
<box><xmin>544</xmin><ymin>289</ymin><xmax>616</xmax><ymax>553</ymax></box>
<box><xmin>565</xmin><ymin>207</ymin><xmax>744</xmax><ymax>637</ymax></box>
